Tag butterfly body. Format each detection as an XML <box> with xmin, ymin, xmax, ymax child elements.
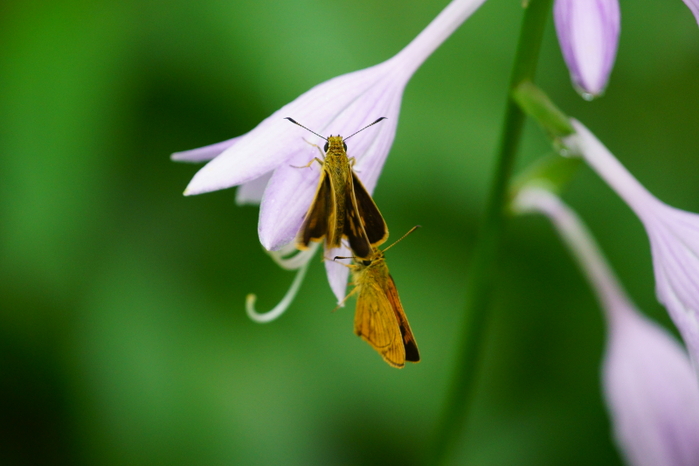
<box><xmin>323</xmin><ymin>136</ymin><xmax>352</xmax><ymax>249</ymax></box>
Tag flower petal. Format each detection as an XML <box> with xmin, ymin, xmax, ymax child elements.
<box><xmin>564</xmin><ymin>119</ymin><xmax>661</xmax><ymax>221</ymax></box>
<box><xmin>566</xmin><ymin>118</ymin><xmax>699</xmax><ymax>371</ymax></box>
<box><xmin>603</xmin><ymin>309</ymin><xmax>699</xmax><ymax>466</ymax></box>
<box><xmin>347</xmin><ymin>94</ymin><xmax>403</xmax><ymax>193</ymax></box>
<box><xmin>647</xmin><ymin>212</ymin><xmax>699</xmax><ymax>365</ymax></box>
<box><xmin>514</xmin><ymin>186</ymin><xmax>699</xmax><ymax>466</ymax></box>
<box><xmin>258</xmin><ymin>152</ymin><xmax>321</xmax><ymax>251</ymax></box>
<box><xmin>324</xmin><ymin>245</ymin><xmax>351</xmax><ymax>304</ymax></box>
<box><xmin>682</xmin><ymin>0</ymin><xmax>699</xmax><ymax>26</ymax></box>
<box><xmin>236</xmin><ymin>171</ymin><xmax>273</xmax><ymax>206</ymax></box>
<box><xmin>554</xmin><ymin>0</ymin><xmax>620</xmax><ymax>97</ymax></box>
<box><xmin>171</xmin><ymin>136</ymin><xmax>240</xmax><ymax>163</ymax></box>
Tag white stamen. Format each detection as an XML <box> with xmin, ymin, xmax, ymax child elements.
<box><xmin>269</xmin><ymin>242</ymin><xmax>319</xmax><ymax>270</ymax></box>
<box><xmin>246</xmin><ymin>258</ymin><xmax>311</xmax><ymax>323</ymax></box>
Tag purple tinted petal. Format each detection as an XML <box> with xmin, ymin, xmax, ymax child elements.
<box><xmin>324</xmin><ymin>245</ymin><xmax>351</xmax><ymax>304</ymax></box>
<box><xmin>682</xmin><ymin>0</ymin><xmax>699</xmax><ymax>25</ymax></box>
<box><xmin>566</xmin><ymin>120</ymin><xmax>660</xmax><ymax>221</ymax></box>
<box><xmin>391</xmin><ymin>0</ymin><xmax>488</xmax><ymax>77</ymax></box>
<box><xmin>184</xmin><ymin>62</ymin><xmax>396</xmax><ymax>196</ymax></box>
<box><xmin>567</xmin><ymin>119</ymin><xmax>699</xmax><ymax>373</ymax></box>
<box><xmin>350</xmin><ymin>94</ymin><xmax>403</xmax><ymax>193</ymax></box>
<box><xmin>603</xmin><ymin>310</ymin><xmax>699</xmax><ymax>466</ymax></box>
<box><xmin>258</xmin><ymin>151</ymin><xmax>320</xmax><ymax>251</ymax></box>
<box><xmin>554</xmin><ymin>0</ymin><xmax>620</xmax><ymax>97</ymax></box>
<box><xmin>647</xmin><ymin>218</ymin><xmax>699</xmax><ymax>366</ymax></box>
<box><xmin>514</xmin><ymin>186</ymin><xmax>699</xmax><ymax>466</ymax></box>
<box><xmin>170</xmin><ymin>136</ymin><xmax>241</xmax><ymax>163</ymax></box>
<box><xmin>183</xmin><ymin>116</ymin><xmax>298</xmax><ymax>195</ymax></box>
<box><xmin>236</xmin><ymin>171</ymin><xmax>273</xmax><ymax>206</ymax></box>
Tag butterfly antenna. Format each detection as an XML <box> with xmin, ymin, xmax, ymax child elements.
<box><xmin>284</xmin><ymin>117</ymin><xmax>328</xmax><ymax>141</ymax></box>
<box><xmin>383</xmin><ymin>225</ymin><xmax>421</xmax><ymax>254</ymax></box>
<box><xmin>344</xmin><ymin>117</ymin><xmax>387</xmax><ymax>141</ymax></box>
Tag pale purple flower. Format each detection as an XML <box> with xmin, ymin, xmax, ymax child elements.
<box><xmin>172</xmin><ymin>0</ymin><xmax>487</xmax><ymax>317</ymax></box>
<box><xmin>565</xmin><ymin>118</ymin><xmax>699</xmax><ymax>371</ymax></box>
<box><xmin>514</xmin><ymin>187</ymin><xmax>699</xmax><ymax>466</ymax></box>
<box><xmin>554</xmin><ymin>0</ymin><xmax>620</xmax><ymax>98</ymax></box>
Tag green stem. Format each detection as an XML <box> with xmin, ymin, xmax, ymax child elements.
<box><xmin>428</xmin><ymin>0</ymin><xmax>553</xmax><ymax>464</ymax></box>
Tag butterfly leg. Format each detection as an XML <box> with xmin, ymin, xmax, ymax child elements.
<box><xmin>303</xmin><ymin>138</ymin><xmax>325</xmax><ymax>157</ymax></box>
<box><xmin>348</xmin><ymin>156</ymin><xmax>363</xmax><ymax>174</ymax></box>
<box><xmin>291</xmin><ymin>139</ymin><xmax>326</xmax><ymax>168</ymax></box>
<box><xmin>291</xmin><ymin>157</ymin><xmax>324</xmax><ymax>169</ymax></box>
<box><xmin>333</xmin><ymin>282</ymin><xmax>360</xmax><ymax>312</ymax></box>
<box><xmin>329</xmin><ymin>255</ymin><xmax>354</xmax><ymax>266</ymax></box>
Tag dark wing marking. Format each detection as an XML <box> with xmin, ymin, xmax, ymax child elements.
<box><xmin>344</xmin><ymin>179</ymin><xmax>373</xmax><ymax>259</ymax></box>
<box><xmin>385</xmin><ymin>274</ymin><xmax>420</xmax><ymax>363</ymax></box>
<box><xmin>297</xmin><ymin>171</ymin><xmax>334</xmax><ymax>249</ymax></box>
<box><xmin>351</xmin><ymin>171</ymin><xmax>388</xmax><ymax>247</ymax></box>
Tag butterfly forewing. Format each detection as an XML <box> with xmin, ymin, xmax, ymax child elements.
<box><xmin>384</xmin><ymin>274</ymin><xmax>420</xmax><ymax>363</ymax></box>
<box><xmin>354</xmin><ymin>268</ymin><xmax>406</xmax><ymax>368</ymax></box>
<box><xmin>351</xmin><ymin>171</ymin><xmax>388</xmax><ymax>247</ymax></box>
<box><xmin>298</xmin><ymin>171</ymin><xmax>336</xmax><ymax>249</ymax></box>
<box><xmin>344</xmin><ymin>183</ymin><xmax>373</xmax><ymax>259</ymax></box>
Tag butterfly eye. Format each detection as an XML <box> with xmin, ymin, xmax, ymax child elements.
<box><xmin>362</xmin><ymin>260</ymin><xmax>372</xmax><ymax>266</ymax></box>
<box><xmin>343</xmin><ymin>142</ymin><xmax>347</xmax><ymax>151</ymax></box>
<box><xmin>323</xmin><ymin>142</ymin><xmax>329</xmax><ymax>152</ymax></box>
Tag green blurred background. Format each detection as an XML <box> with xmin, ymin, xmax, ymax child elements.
<box><xmin>1</xmin><ymin>0</ymin><xmax>697</xmax><ymax>464</ymax></box>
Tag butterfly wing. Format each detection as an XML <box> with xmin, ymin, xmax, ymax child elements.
<box><xmin>344</xmin><ymin>179</ymin><xmax>373</xmax><ymax>259</ymax></box>
<box><xmin>351</xmin><ymin>171</ymin><xmax>388</xmax><ymax>247</ymax></box>
<box><xmin>384</xmin><ymin>274</ymin><xmax>420</xmax><ymax>363</ymax></box>
<box><xmin>353</xmin><ymin>265</ymin><xmax>406</xmax><ymax>368</ymax></box>
<box><xmin>297</xmin><ymin>169</ymin><xmax>335</xmax><ymax>249</ymax></box>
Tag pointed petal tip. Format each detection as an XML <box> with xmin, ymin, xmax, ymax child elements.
<box><xmin>171</xmin><ymin>137</ymin><xmax>242</xmax><ymax>163</ymax></box>
<box><xmin>183</xmin><ymin>181</ymin><xmax>217</xmax><ymax>196</ymax></box>
<box><xmin>324</xmin><ymin>246</ymin><xmax>351</xmax><ymax>303</ymax></box>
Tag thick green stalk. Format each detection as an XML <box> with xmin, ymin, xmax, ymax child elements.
<box><xmin>429</xmin><ymin>0</ymin><xmax>553</xmax><ymax>464</ymax></box>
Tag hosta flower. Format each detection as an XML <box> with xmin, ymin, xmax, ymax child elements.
<box><xmin>173</xmin><ymin>0</ymin><xmax>487</xmax><ymax>317</ymax></box>
<box><xmin>564</xmin><ymin>118</ymin><xmax>699</xmax><ymax>370</ymax></box>
<box><xmin>514</xmin><ymin>187</ymin><xmax>699</xmax><ymax>466</ymax></box>
<box><xmin>554</xmin><ymin>0</ymin><xmax>620</xmax><ymax>98</ymax></box>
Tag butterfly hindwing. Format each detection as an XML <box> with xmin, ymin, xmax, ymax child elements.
<box><xmin>351</xmin><ymin>171</ymin><xmax>388</xmax><ymax>248</ymax></box>
<box><xmin>385</xmin><ymin>274</ymin><xmax>420</xmax><ymax>363</ymax></box>
<box><xmin>354</xmin><ymin>272</ymin><xmax>406</xmax><ymax>368</ymax></box>
<box><xmin>298</xmin><ymin>171</ymin><xmax>335</xmax><ymax>249</ymax></box>
<box><xmin>344</xmin><ymin>179</ymin><xmax>373</xmax><ymax>259</ymax></box>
